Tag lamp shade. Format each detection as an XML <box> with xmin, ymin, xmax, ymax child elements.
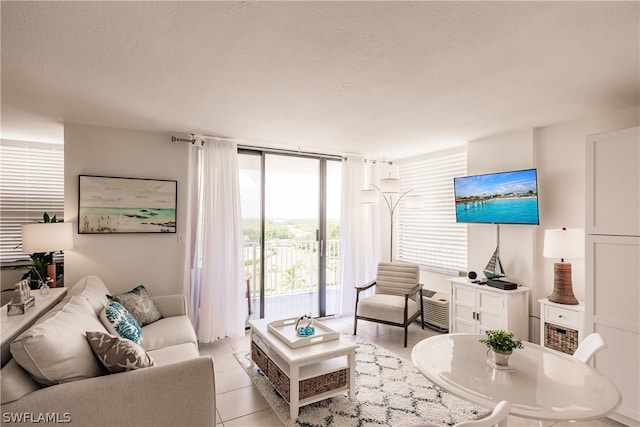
<box><xmin>404</xmin><ymin>194</ymin><xmax>422</xmax><ymax>209</ymax></box>
<box><xmin>380</xmin><ymin>177</ymin><xmax>401</xmax><ymax>194</ymax></box>
<box><xmin>360</xmin><ymin>189</ymin><xmax>379</xmax><ymax>204</ymax></box>
<box><xmin>21</xmin><ymin>222</ymin><xmax>73</xmax><ymax>253</ymax></box>
<box><xmin>543</xmin><ymin>228</ymin><xmax>584</xmax><ymax>260</ymax></box>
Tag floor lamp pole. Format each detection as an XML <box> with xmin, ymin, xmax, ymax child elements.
<box><xmin>382</xmin><ymin>190</ymin><xmax>413</xmax><ymax>261</ymax></box>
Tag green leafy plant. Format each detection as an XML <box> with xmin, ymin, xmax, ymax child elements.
<box><xmin>479</xmin><ymin>329</ymin><xmax>523</xmax><ymax>354</ymax></box>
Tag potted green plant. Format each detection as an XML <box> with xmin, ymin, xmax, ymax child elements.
<box><xmin>479</xmin><ymin>329</ymin><xmax>523</xmax><ymax>366</ymax></box>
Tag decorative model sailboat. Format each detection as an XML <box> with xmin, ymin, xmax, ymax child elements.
<box><xmin>483</xmin><ymin>246</ymin><xmax>505</xmax><ymax>279</ymax></box>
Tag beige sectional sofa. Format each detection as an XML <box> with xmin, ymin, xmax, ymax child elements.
<box><xmin>0</xmin><ymin>276</ymin><xmax>215</xmax><ymax>426</ymax></box>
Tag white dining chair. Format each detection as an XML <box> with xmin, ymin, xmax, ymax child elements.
<box><xmin>573</xmin><ymin>332</ymin><xmax>607</xmax><ymax>364</ymax></box>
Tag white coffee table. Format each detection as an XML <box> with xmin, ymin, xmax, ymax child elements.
<box><xmin>249</xmin><ymin>318</ymin><xmax>358</xmax><ymax>420</ymax></box>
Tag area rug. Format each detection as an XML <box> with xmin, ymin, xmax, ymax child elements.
<box><xmin>234</xmin><ymin>337</ymin><xmax>490</xmax><ymax>427</ymax></box>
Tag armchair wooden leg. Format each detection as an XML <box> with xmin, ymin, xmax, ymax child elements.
<box><xmin>353</xmin><ymin>317</ymin><xmax>358</xmax><ymax>336</ymax></box>
<box><xmin>404</xmin><ymin>326</ymin><xmax>408</xmax><ymax>347</ymax></box>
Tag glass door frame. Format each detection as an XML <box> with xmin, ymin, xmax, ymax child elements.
<box><xmin>239</xmin><ymin>148</ymin><xmax>340</xmax><ymax>319</ymax></box>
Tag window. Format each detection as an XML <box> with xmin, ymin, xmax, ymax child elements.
<box><xmin>0</xmin><ymin>140</ymin><xmax>64</xmax><ymax>264</ymax></box>
<box><xmin>397</xmin><ymin>147</ymin><xmax>467</xmax><ymax>274</ymax></box>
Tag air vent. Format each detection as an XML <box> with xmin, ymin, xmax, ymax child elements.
<box><xmin>421</xmin><ymin>289</ymin><xmax>449</xmax><ymax>332</ymax></box>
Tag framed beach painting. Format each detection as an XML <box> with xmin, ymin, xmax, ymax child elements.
<box><xmin>78</xmin><ymin>175</ymin><xmax>177</xmax><ymax>234</ymax></box>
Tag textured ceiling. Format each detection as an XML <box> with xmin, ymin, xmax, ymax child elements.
<box><xmin>1</xmin><ymin>1</ymin><xmax>638</xmax><ymax>159</ymax></box>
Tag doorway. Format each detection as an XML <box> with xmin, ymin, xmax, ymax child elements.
<box><xmin>238</xmin><ymin>151</ymin><xmax>341</xmax><ymax>319</ymax></box>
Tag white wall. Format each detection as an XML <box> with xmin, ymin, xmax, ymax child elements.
<box><xmin>467</xmin><ymin>129</ymin><xmax>537</xmax><ymax>289</ymax></box>
<box><xmin>397</xmin><ymin>106</ymin><xmax>639</xmax><ymax>341</ymax></box>
<box><xmin>64</xmin><ymin>123</ymin><xmax>188</xmax><ymax>296</ymax></box>
<box><xmin>534</xmin><ymin>106</ymin><xmax>640</xmax><ymax>304</ymax></box>
<box><xmin>61</xmin><ymin>107</ymin><xmax>639</xmax><ymax>316</ymax></box>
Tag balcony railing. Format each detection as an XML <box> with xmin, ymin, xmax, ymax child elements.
<box><xmin>243</xmin><ymin>239</ymin><xmax>339</xmax><ymax>318</ymax></box>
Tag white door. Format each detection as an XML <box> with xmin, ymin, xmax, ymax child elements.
<box><xmin>452</xmin><ymin>284</ymin><xmax>476</xmax><ymax>333</ymax></box>
<box><xmin>476</xmin><ymin>290</ymin><xmax>505</xmax><ymax>334</ymax></box>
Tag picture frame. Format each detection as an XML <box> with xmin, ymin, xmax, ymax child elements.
<box><xmin>78</xmin><ymin>175</ymin><xmax>177</xmax><ymax>234</ymax></box>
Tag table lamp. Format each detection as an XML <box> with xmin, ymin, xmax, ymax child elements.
<box><xmin>543</xmin><ymin>228</ymin><xmax>584</xmax><ymax>305</ymax></box>
<box><xmin>21</xmin><ymin>221</ymin><xmax>73</xmax><ymax>288</ymax></box>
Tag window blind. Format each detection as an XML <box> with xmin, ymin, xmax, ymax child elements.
<box><xmin>397</xmin><ymin>147</ymin><xmax>467</xmax><ymax>274</ymax></box>
<box><xmin>0</xmin><ymin>140</ymin><xmax>65</xmax><ymax>264</ymax></box>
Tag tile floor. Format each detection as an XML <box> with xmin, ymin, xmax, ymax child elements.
<box><xmin>198</xmin><ymin>317</ymin><xmax>624</xmax><ymax>427</ymax></box>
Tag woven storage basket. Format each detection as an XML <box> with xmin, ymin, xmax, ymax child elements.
<box><xmin>251</xmin><ymin>341</ymin><xmax>269</xmax><ymax>375</ymax></box>
<box><xmin>266</xmin><ymin>358</ymin><xmax>348</xmax><ymax>402</ymax></box>
<box><xmin>268</xmin><ymin>359</ymin><xmax>290</xmax><ymax>401</ymax></box>
<box><xmin>300</xmin><ymin>369</ymin><xmax>347</xmax><ymax>399</ymax></box>
<box><xmin>544</xmin><ymin>322</ymin><xmax>579</xmax><ymax>355</ymax></box>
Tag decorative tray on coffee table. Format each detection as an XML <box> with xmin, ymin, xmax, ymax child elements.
<box><xmin>267</xmin><ymin>317</ymin><xmax>340</xmax><ymax>349</ymax></box>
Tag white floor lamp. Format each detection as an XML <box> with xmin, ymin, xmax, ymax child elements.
<box><xmin>361</xmin><ymin>176</ymin><xmax>421</xmax><ymax>261</ymax></box>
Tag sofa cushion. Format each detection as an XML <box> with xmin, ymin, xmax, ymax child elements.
<box><xmin>67</xmin><ymin>275</ymin><xmax>111</xmax><ymax>316</ymax></box>
<box><xmin>109</xmin><ymin>284</ymin><xmax>163</xmax><ymax>326</ymax></box>
<box><xmin>100</xmin><ymin>301</ymin><xmax>143</xmax><ymax>345</ymax></box>
<box><xmin>0</xmin><ymin>359</ymin><xmax>40</xmax><ymax>404</ymax></box>
<box><xmin>142</xmin><ymin>316</ymin><xmax>197</xmax><ymax>351</ymax></box>
<box><xmin>10</xmin><ymin>296</ymin><xmax>108</xmax><ymax>386</ymax></box>
<box><xmin>86</xmin><ymin>331</ymin><xmax>156</xmax><ymax>373</ymax></box>
<box><xmin>147</xmin><ymin>342</ymin><xmax>200</xmax><ymax>366</ymax></box>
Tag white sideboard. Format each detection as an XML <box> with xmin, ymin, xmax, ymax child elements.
<box><xmin>449</xmin><ymin>277</ymin><xmax>529</xmax><ymax>341</ymax></box>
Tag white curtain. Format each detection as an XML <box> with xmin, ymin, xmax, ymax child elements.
<box><xmin>335</xmin><ymin>156</ymin><xmax>380</xmax><ymax>317</ymax></box>
<box><xmin>182</xmin><ymin>138</ymin><xmax>245</xmax><ymax>342</ymax></box>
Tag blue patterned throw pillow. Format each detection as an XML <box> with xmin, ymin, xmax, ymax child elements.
<box><xmin>99</xmin><ymin>301</ymin><xmax>143</xmax><ymax>345</ymax></box>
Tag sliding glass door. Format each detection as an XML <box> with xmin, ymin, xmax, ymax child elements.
<box><xmin>239</xmin><ymin>150</ymin><xmax>340</xmax><ymax>320</ymax></box>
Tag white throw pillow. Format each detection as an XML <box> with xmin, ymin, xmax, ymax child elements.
<box><xmin>10</xmin><ymin>296</ymin><xmax>108</xmax><ymax>386</ymax></box>
<box><xmin>99</xmin><ymin>301</ymin><xmax>144</xmax><ymax>345</ymax></box>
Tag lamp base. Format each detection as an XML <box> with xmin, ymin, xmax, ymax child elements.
<box><xmin>47</xmin><ymin>264</ymin><xmax>57</xmax><ymax>288</ymax></box>
<box><xmin>548</xmin><ymin>262</ymin><xmax>578</xmax><ymax>305</ymax></box>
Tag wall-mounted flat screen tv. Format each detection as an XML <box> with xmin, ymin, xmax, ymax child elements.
<box><xmin>454</xmin><ymin>168</ymin><xmax>539</xmax><ymax>225</ymax></box>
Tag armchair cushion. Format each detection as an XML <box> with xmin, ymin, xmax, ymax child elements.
<box><xmin>356</xmin><ymin>294</ymin><xmax>420</xmax><ymax>324</ymax></box>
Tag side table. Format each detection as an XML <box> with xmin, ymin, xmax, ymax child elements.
<box><xmin>1</xmin><ymin>287</ymin><xmax>68</xmax><ymax>367</ymax></box>
<box><xmin>539</xmin><ymin>298</ymin><xmax>585</xmax><ymax>355</ymax></box>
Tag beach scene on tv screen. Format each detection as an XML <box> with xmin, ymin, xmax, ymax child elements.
<box><xmin>455</xmin><ymin>169</ymin><xmax>539</xmax><ymax>224</ymax></box>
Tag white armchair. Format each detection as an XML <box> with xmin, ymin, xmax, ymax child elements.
<box><xmin>353</xmin><ymin>262</ymin><xmax>424</xmax><ymax>347</ymax></box>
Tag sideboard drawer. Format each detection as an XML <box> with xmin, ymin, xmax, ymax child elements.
<box><xmin>544</xmin><ymin>305</ymin><xmax>579</xmax><ymax>329</ymax></box>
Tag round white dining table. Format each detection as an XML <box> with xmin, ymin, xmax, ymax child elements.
<box><xmin>411</xmin><ymin>333</ymin><xmax>621</xmax><ymax>423</ymax></box>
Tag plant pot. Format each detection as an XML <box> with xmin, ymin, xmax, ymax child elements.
<box><xmin>490</xmin><ymin>349</ymin><xmax>512</xmax><ymax>366</ymax></box>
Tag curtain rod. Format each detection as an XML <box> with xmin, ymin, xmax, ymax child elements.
<box><xmin>238</xmin><ymin>144</ymin><xmax>345</xmax><ymax>161</ymax></box>
<box><xmin>171</xmin><ymin>135</ymin><xmax>199</xmax><ymax>144</ymax></box>
<box><xmin>171</xmin><ymin>134</ymin><xmax>234</xmax><ymax>145</ymax></box>
<box><xmin>171</xmin><ymin>135</ymin><xmax>390</xmax><ymax>164</ymax></box>
<box><xmin>171</xmin><ymin>134</ymin><xmax>345</xmax><ymax>160</ymax></box>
